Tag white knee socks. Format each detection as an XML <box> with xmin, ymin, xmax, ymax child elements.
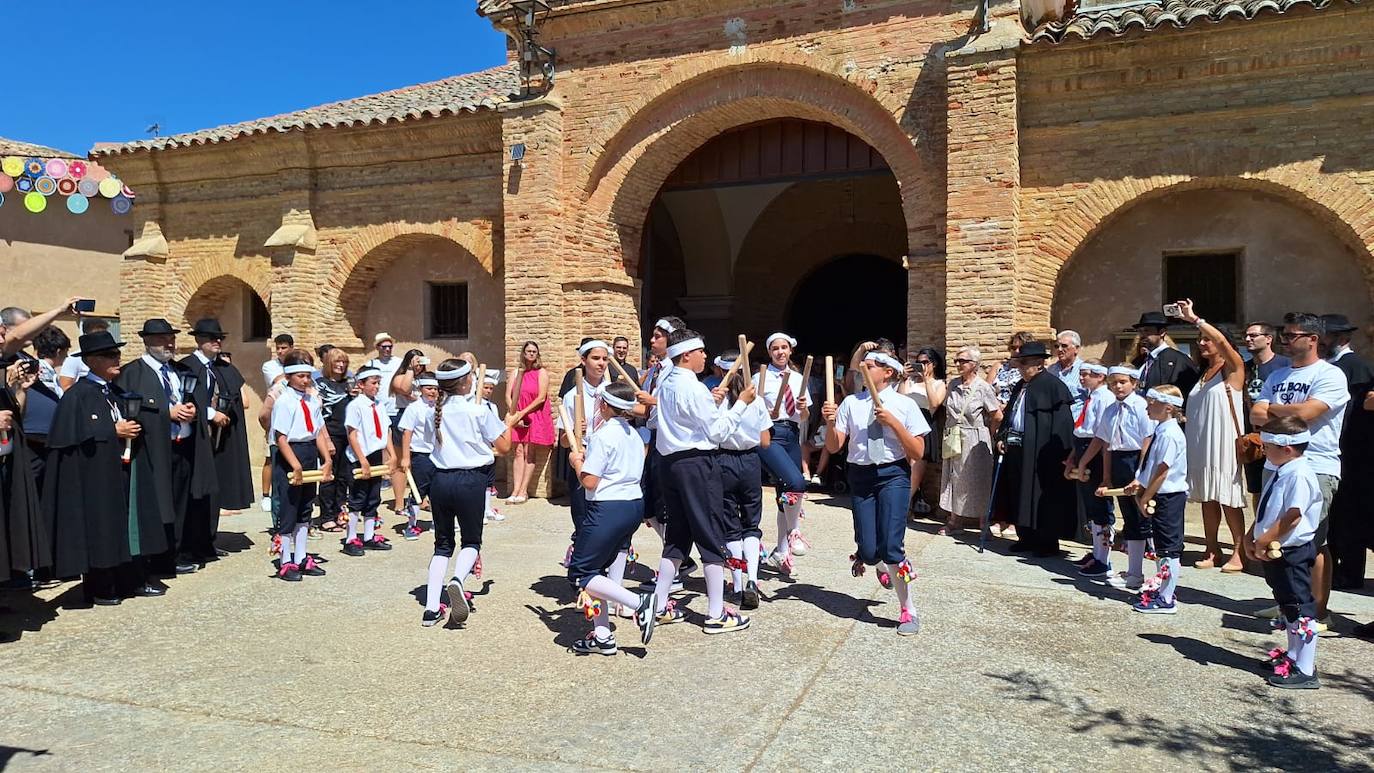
<box><xmin>1127</xmin><ymin>540</ymin><xmax>1146</xmax><ymax>578</ymax></box>
<box><xmin>783</xmin><ymin>496</ymin><xmax>803</xmax><ymax>536</ymax></box>
<box><xmin>452</xmin><ymin>547</ymin><xmax>479</xmax><ymax>586</ymax></box>
<box><xmin>1290</xmin><ymin>620</ymin><xmax>1317</xmax><ymax>676</ymax></box>
<box><xmin>586</xmin><ymin>575</ymin><xmax>639</xmax><ymax>609</ymax></box>
<box><xmin>653</xmin><ymin>557</ymin><xmax>681</xmax><ymax>613</ymax></box>
<box><xmin>425</xmin><ymin>555</ymin><xmax>448</xmax><ymax>612</ymax></box>
<box><xmin>775</xmin><ymin>508</ymin><xmax>791</xmax><ymax>559</ymax></box>
<box><xmin>279</xmin><ymin>532</ymin><xmax>295</xmax><ymax>566</ymax></box>
<box><xmin>293</xmin><ymin>524</ymin><xmax>309</xmax><ymax>564</ymax></box>
<box><xmin>704</xmin><ymin>563</ymin><xmax>726</xmax><ymax>619</ymax></box>
<box><xmin>744</xmin><ymin>536</ymin><xmax>761</xmax><ymax>584</ymax></box>
<box><xmin>346</xmin><ymin>512</ymin><xmax>360</xmax><ymax>542</ymax></box>
<box><xmin>726</xmin><ymin>540</ymin><xmax>744</xmax><ymax>592</ymax></box>
<box><xmin>363</xmin><ymin>517</ymin><xmax>377</xmax><ymax>541</ymax></box>
<box><xmin>1091</xmin><ymin>524</ymin><xmax>1114</xmax><ymax>564</ymax></box>
<box><xmin>1160</xmin><ymin>557</ymin><xmax>1180</xmax><ymax>603</ymax></box>
<box><xmin>607</xmin><ymin>550</ymin><xmax>628</xmax><ymax>590</ymax></box>
<box><xmin>484</xmin><ymin>487</ymin><xmax>494</xmax><ymax>518</ymax></box>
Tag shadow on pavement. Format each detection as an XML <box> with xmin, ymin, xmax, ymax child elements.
<box><xmin>768</xmin><ymin>582</ymin><xmax>883</xmax><ymax>624</ymax></box>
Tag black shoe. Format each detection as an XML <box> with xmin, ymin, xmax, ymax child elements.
<box><xmin>91</xmin><ymin>595</ymin><xmax>122</xmax><ymax>606</ymax></box>
<box><xmin>214</xmin><ymin>547</ymin><xmax>230</xmax><ymax>558</ymax></box>
<box><xmin>134</xmin><ymin>583</ymin><xmax>166</xmax><ymax>597</ymax></box>
<box><xmin>741</xmin><ymin>580</ymin><xmax>760</xmax><ymax>611</ymax></box>
<box><xmin>341</xmin><ymin>538</ymin><xmax>366</xmax><ymax>557</ymax></box>
<box><xmin>174</xmin><ymin>563</ymin><xmax>198</xmax><ymax>575</ymax></box>
<box><xmin>635</xmin><ymin>592</ymin><xmax>656</xmax><ymax>646</ymax></box>
<box><xmin>362</xmin><ymin>536</ymin><xmax>393</xmax><ymax>551</ymax></box>
<box><xmin>299</xmin><ymin>559</ymin><xmax>326</xmax><ymax>577</ymax></box>
<box><xmin>421</xmin><ymin>607</ymin><xmax>446</xmax><ymax>627</ymax></box>
<box><xmin>1008</xmin><ymin>541</ymin><xmax>1033</xmax><ymax>553</ymax></box>
<box><xmin>277</xmin><ymin>564</ymin><xmax>302</xmax><ymax>582</ymax></box>
<box><xmin>571</xmin><ymin>631</ymin><xmax>618</xmax><ymax>656</ymax></box>
<box><xmin>1268</xmin><ymin>670</ymin><xmax>1320</xmax><ymax>690</ymax></box>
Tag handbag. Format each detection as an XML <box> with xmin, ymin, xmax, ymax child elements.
<box><xmin>1225</xmin><ymin>382</ymin><xmax>1265</xmax><ymax>465</ymax></box>
<box><xmin>942</xmin><ymin>423</ymin><xmax>963</xmax><ymax>459</ymax></box>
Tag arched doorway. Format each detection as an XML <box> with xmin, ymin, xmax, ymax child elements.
<box><xmin>639</xmin><ymin>118</ymin><xmax>908</xmax><ymax>356</ymax></box>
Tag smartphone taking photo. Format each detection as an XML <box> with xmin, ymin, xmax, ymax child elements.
<box><xmin>73</xmin><ymin>299</ymin><xmax>96</xmax><ymax>313</ymax></box>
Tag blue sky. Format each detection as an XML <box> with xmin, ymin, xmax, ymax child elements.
<box><xmin>0</xmin><ymin>1</ymin><xmax>509</xmax><ymax>155</ymax></box>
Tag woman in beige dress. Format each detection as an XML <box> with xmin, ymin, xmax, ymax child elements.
<box><xmin>940</xmin><ymin>347</ymin><xmax>1003</xmax><ymax>534</ymax></box>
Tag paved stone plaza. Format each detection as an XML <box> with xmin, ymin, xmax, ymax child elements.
<box><xmin>2</xmin><ymin>493</ymin><xmax>1371</xmax><ymax>771</ymax></box>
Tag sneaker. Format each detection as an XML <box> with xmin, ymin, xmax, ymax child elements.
<box><xmin>1073</xmin><ymin>552</ymin><xmax>1094</xmax><ymax>567</ymax></box>
<box><xmin>341</xmin><ymin>538</ymin><xmax>366</xmax><ymax>557</ymax></box>
<box><xmin>422</xmin><ymin>604</ymin><xmax>448</xmax><ymax>627</ymax></box>
<box><xmin>1255</xmin><ymin>605</ymin><xmax>1281</xmax><ymax>620</ymax></box>
<box><xmin>260</xmin><ymin>497</ymin><xmax>272</xmax><ymax>512</ymax></box>
<box><xmin>788</xmin><ymin>531</ymin><xmax>811</xmax><ymax>557</ymax></box>
<box><xmin>446</xmin><ymin>578</ymin><xmax>470</xmax><ymax>627</ymax></box>
<box><xmin>403</xmin><ymin>526</ymin><xmax>423</xmax><ymax>541</ymax></box>
<box><xmin>639</xmin><ymin>573</ymin><xmax>683</xmax><ymax>594</ymax></box>
<box><xmin>307</xmin><ymin>527</ymin><xmax>322</xmax><ymax>541</ymax></box>
<box><xmin>1268</xmin><ymin>670</ymin><xmax>1320</xmax><ymax>690</ymax></box>
<box><xmin>634</xmin><ymin>592</ymin><xmax>658</xmax><ymax>645</ymax></box>
<box><xmin>277</xmin><ymin>563</ymin><xmax>302</xmax><ymax>582</ymax></box>
<box><xmin>1132</xmin><ymin>596</ymin><xmax>1177</xmax><ymax>614</ymax></box>
<box><xmin>299</xmin><ymin>556</ymin><xmax>326</xmax><ymax>577</ymax></box>
<box><xmin>363</xmin><ymin>535</ymin><xmax>393</xmax><ymax>551</ymax></box>
<box><xmin>571</xmin><ymin>631</ymin><xmax>618</xmax><ymax>656</ymax></box>
<box><xmin>656</xmin><ymin>601</ymin><xmax>685</xmax><ymax>625</ymax></box>
<box><xmin>767</xmin><ymin>551</ymin><xmax>794</xmax><ymax>577</ymax></box>
<box><xmin>897</xmin><ymin>607</ymin><xmax>921</xmax><ymax>636</ymax></box>
<box><xmin>704</xmin><ymin>608</ymin><xmax>750</xmax><ymax>635</ymax></box>
<box><xmin>1108</xmin><ymin>573</ymin><xmax>1144</xmax><ymax>590</ymax></box>
<box><xmin>741</xmin><ymin>581</ymin><xmax>760</xmax><ymax>611</ymax></box>
<box><xmin>1079</xmin><ymin>559</ymin><xmax>1112</xmax><ymax>578</ymax></box>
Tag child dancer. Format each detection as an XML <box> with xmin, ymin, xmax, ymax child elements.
<box><xmin>715</xmin><ymin>349</ymin><xmax>773</xmax><ymax>610</ymax></box>
<box><xmin>651</xmin><ymin>328</ymin><xmax>756</xmax><ymax>634</ymax></box>
<box><xmin>822</xmin><ymin>349</ymin><xmax>930</xmax><ymax>635</ymax></box>
<box><xmin>557</xmin><ymin>340</ymin><xmax>611</xmax><ymax>565</ymax></box>
<box><xmin>1128</xmin><ymin>386</ymin><xmax>1189</xmax><ymax>614</ymax></box>
<box><xmin>421</xmin><ymin>359</ymin><xmax>511</xmax><ymax>628</ymax></box>
<box><xmin>399</xmin><ymin>372</ymin><xmax>440</xmax><ymax>540</ymax></box>
<box><xmin>342</xmin><ymin>367</ymin><xmax>396</xmax><ymax>556</ymax></box>
<box><xmin>760</xmin><ymin>332</ymin><xmax>811</xmax><ymax>576</ymax></box>
<box><xmin>1244</xmin><ymin>416</ymin><xmax>1324</xmax><ymax>689</ymax></box>
<box><xmin>1063</xmin><ymin>360</ymin><xmax>1113</xmax><ymax>576</ymax></box>
<box><xmin>270</xmin><ymin>354</ymin><xmax>333</xmax><ymax>581</ymax></box>
<box><xmin>566</xmin><ymin>381</ymin><xmax>657</xmax><ymax>654</ymax></box>
<box><xmin>1072</xmin><ymin>365</ymin><xmax>1155</xmax><ymax>590</ymax></box>
<box><xmin>480</xmin><ymin>369</ymin><xmax>505</xmax><ymax>522</ymax></box>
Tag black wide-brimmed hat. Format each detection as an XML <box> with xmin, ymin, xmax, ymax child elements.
<box><xmin>137</xmin><ymin>318</ymin><xmax>181</xmax><ymax>337</ymax></box>
<box><xmin>190</xmin><ymin>318</ymin><xmax>227</xmax><ymax>339</ymax></box>
<box><xmin>1013</xmin><ymin>341</ymin><xmax>1051</xmax><ymax>360</ymax></box>
<box><xmin>72</xmin><ymin>330</ymin><xmax>127</xmax><ymax>358</ymax></box>
<box><xmin>1320</xmin><ymin>314</ymin><xmax>1356</xmax><ymax>334</ymax></box>
<box><xmin>1133</xmin><ymin>311</ymin><xmax>1170</xmax><ymax>329</ymax></box>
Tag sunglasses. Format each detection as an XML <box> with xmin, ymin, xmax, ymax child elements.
<box><xmin>1054</xmin><ymin>343</ymin><xmax>1073</xmax><ymax>349</ymax></box>
<box><xmin>1243</xmin><ymin>332</ymin><xmax>1271</xmax><ymax>339</ymax></box>
<box><xmin>1278</xmin><ymin>332</ymin><xmax>1316</xmax><ymax>342</ymax></box>
<box><xmin>914</xmin><ymin>359</ymin><xmax>931</xmax><ymax>365</ymax></box>
<box><xmin>953</xmin><ymin>358</ymin><xmax>974</xmax><ymax>365</ymax></box>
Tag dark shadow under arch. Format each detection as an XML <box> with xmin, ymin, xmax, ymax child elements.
<box><xmin>786</xmin><ymin>254</ymin><xmax>906</xmax><ymax>358</ymax></box>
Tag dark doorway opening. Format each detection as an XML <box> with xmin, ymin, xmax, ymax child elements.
<box><xmin>786</xmin><ymin>253</ymin><xmax>906</xmax><ymax>358</ymax></box>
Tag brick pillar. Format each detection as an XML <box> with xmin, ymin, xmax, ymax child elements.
<box><xmin>944</xmin><ymin>9</ymin><xmax>1023</xmax><ymax>356</ymax></box>
<box><xmin>120</xmin><ymin>206</ymin><xmax>173</xmax><ymax>337</ymax></box>
<box><xmin>500</xmin><ymin>96</ymin><xmax>566</xmax><ymax>498</ymax></box>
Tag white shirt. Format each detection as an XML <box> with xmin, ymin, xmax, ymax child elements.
<box><xmin>762</xmin><ymin>365</ymin><xmax>806</xmax><ymax>423</ymax></box>
<box><xmin>653</xmin><ymin>366</ymin><xmax>749</xmax><ymax>455</ymax></box>
<box><xmin>1009</xmin><ymin>387</ymin><xmax>1027</xmax><ymax>433</ymax></box>
<box><xmin>191</xmin><ymin>351</ymin><xmax>220</xmax><ymax>421</ymax></box>
<box><xmin>270</xmin><ymin>388</ymin><xmax>323</xmax><ymax>443</ymax></box>
<box><xmin>141</xmin><ymin>354</ymin><xmax>192</xmax><ymax>441</ymax></box>
<box><xmin>1095</xmin><ymin>392</ymin><xmax>1155</xmax><ymax>451</ymax></box>
<box><xmin>261</xmin><ymin>358</ymin><xmax>285</xmax><ymax>389</ymax></box>
<box><xmin>59</xmin><ymin>354</ymin><xmax>88</xmax><ymax>383</ymax></box>
<box><xmin>1256</xmin><ymin>360</ymin><xmax>1349</xmax><ymax>478</ymax></box>
<box><xmin>834</xmin><ymin>385</ymin><xmax>930</xmax><ymax>466</ymax></box>
<box><xmin>1253</xmin><ymin>456</ymin><xmax>1323</xmax><ymax>548</ymax></box>
<box><xmin>1074</xmin><ymin>384</ymin><xmax>1112</xmax><ymax>439</ymax></box>
<box><xmin>719</xmin><ymin>397</ymin><xmax>772</xmax><ymax>451</ymax></box>
<box><xmin>643</xmin><ymin>361</ymin><xmax>668</xmax><ymax>431</ymax></box>
<box><xmin>344</xmin><ymin>394</ymin><xmax>390</xmax><ymax>461</ymax></box>
<box><xmin>1136</xmin><ymin>418</ymin><xmax>1188</xmax><ymax>494</ymax></box>
<box><xmin>398</xmin><ymin>400</ymin><xmax>436</xmax><ymax>455</ymax></box>
<box><xmin>557</xmin><ymin>377</ymin><xmax>610</xmax><ymax>436</ymax></box>
<box><xmin>1328</xmin><ymin>345</ymin><xmax>1353</xmax><ymax>363</ymax></box>
<box><xmin>366</xmin><ymin>356</ymin><xmax>405</xmax><ymax>417</ymax></box>
<box><xmin>582</xmin><ymin>417</ymin><xmax>645</xmax><ymax>502</ymax></box>
<box><xmin>430</xmin><ymin>395</ymin><xmax>508</xmax><ymax>470</ymax></box>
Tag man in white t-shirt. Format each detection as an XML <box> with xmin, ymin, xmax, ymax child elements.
<box><xmin>57</xmin><ymin>319</ymin><xmax>109</xmax><ymax>391</ymax></box>
<box><xmin>364</xmin><ymin>333</ymin><xmax>405</xmax><ymax>421</ymax></box>
<box><xmin>1251</xmin><ymin>312</ymin><xmax>1349</xmax><ymax>628</ymax></box>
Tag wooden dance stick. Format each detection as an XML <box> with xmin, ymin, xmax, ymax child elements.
<box><xmin>770</xmin><ymin>356</ymin><xmax>813</xmax><ymax>421</ymax></box>
<box><xmin>1097</xmin><ymin>487</ymin><xmax>1155</xmax><ymax>514</ymax></box>
<box><xmin>798</xmin><ymin>355</ymin><xmax>814</xmax><ymax>402</ymax></box>
<box><xmin>717</xmin><ymin>334</ymin><xmax>751</xmax><ymax>386</ymax></box>
<box><xmin>573</xmin><ymin>370</ymin><xmax>587</xmax><ymax>448</ymax></box>
<box><xmin>1065</xmin><ymin>467</ymin><xmax>1090</xmax><ymax>481</ymax></box>
<box><xmin>474</xmin><ymin>362</ymin><xmax>487</xmax><ymax>402</ymax></box>
<box><xmin>406</xmin><ymin>469</ymin><xmax>422</xmax><ymax>504</ymax></box>
<box><xmin>860</xmin><ymin>363</ymin><xmax>884</xmax><ymax>411</ymax></box>
<box><xmin>607</xmin><ymin>356</ymin><xmax>635</xmax><ymax>385</ymax></box>
<box><xmin>756</xmin><ymin>364</ymin><xmax>768</xmax><ymax>401</ymax></box>
<box><xmin>825</xmin><ymin>355</ymin><xmax>834</xmax><ymax>405</ymax></box>
<box><xmin>1266</xmin><ymin>541</ymin><xmax>1283</xmax><ymax>560</ymax></box>
<box><xmin>561</xmin><ymin>403</ymin><xmax>584</xmax><ymax>452</ymax></box>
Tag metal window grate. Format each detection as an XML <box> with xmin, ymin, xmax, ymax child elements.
<box><xmin>429</xmin><ymin>283</ymin><xmax>469</xmax><ymax>338</ymax></box>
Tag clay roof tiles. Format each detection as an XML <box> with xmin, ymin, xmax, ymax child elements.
<box><xmin>92</xmin><ymin>64</ymin><xmax>521</xmax><ymax>156</ymax></box>
<box><xmin>1029</xmin><ymin>0</ymin><xmax>1362</xmax><ymax>43</ymax></box>
<box><xmin>0</xmin><ymin>136</ymin><xmax>81</xmax><ymax>159</ymax></box>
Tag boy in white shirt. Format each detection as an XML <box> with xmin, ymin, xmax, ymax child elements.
<box><xmin>715</xmin><ymin>350</ymin><xmax>774</xmax><ymax>611</ymax></box>
<box><xmin>1064</xmin><ymin>360</ymin><xmax>1113</xmax><ymax>576</ymax></box>
<box><xmin>342</xmin><ymin>368</ymin><xmax>396</xmax><ymax>556</ymax></box>
<box><xmin>1243</xmin><ymin>415</ymin><xmax>1324</xmax><ymax>690</ymax></box>
<box><xmin>1128</xmin><ymin>386</ymin><xmax>1190</xmax><ymax>614</ymax></box>
<box><xmin>270</xmin><ymin>355</ymin><xmax>333</xmax><ymax>582</ymax></box>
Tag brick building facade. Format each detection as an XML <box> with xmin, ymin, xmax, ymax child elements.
<box><xmin>97</xmin><ymin>0</ymin><xmax>1374</xmax><ymax>487</ymax></box>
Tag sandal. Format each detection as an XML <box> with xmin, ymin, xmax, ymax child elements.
<box><xmin>319</xmin><ymin>522</ymin><xmax>344</xmax><ymax>533</ymax></box>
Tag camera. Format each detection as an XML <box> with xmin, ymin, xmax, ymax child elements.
<box><xmin>1162</xmin><ymin>302</ymin><xmax>1182</xmax><ymax>318</ymax></box>
<box><xmin>73</xmin><ymin>299</ymin><xmax>96</xmax><ymax>313</ymax></box>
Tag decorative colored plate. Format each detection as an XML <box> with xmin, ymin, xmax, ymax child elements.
<box><xmin>66</xmin><ymin>193</ymin><xmax>89</xmax><ymax>214</ymax></box>
<box><xmin>98</xmin><ymin>176</ymin><xmax>122</xmax><ymax>198</ymax></box>
<box><xmin>0</xmin><ymin>174</ymin><xmax>12</xmax><ymax>193</ymax></box>
<box><xmin>23</xmin><ymin>158</ymin><xmax>45</xmax><ymax>177</ymax></box>
<box><xmin>77</xmin><ymin>178</ymin><xmax>99</xmax><ymax>197</ymax></box>
<box><xmin>34</xmin><ymin>176</ymin><xmax>57</xmax><ymax>195</ymax></box>
<box><xmin>57</xmin><ymin>177</ymin><xmax>77</xmax><ymax>195</ymax></box>
<box><xmin>111</xmin><ymin>194</ymin><xmax>131</xmax><ymax>214</ymax></box>
<box><xmin>16</xmin><ymin>177</ymin><xmax>34</xmax><ymax>193</ymax></box>
<box><xmin>45</xmin><ymin>158</ymin><xmax>68</xmax><ymax>178</ymax></box>
<box><xmin>0</xmin><ymin>157</ymin><xmax>22</xmax><ymax>177</ymax></box>
<box><xmin>24</xmin><ymin>191</ymin><xmax>47</xmax><ymax>212</ymax></box>
<box><xmin>122</xmin><ymin>183</ymin><xmax>135</xmax><ymax>198</ymax></box>
<box><xmin>67</xmin><ymin>160</ymin><xmax>87</xmax><ymax>179</ymax></box>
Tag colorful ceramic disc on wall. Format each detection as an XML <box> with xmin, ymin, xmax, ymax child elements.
<box><xmin>0</xmin><ymin>174</ymin><xmax>11</xmax><ymax>193</ymax></box>
<box><xmin>111</xmin><ymin>194</ymin><xmax>131</xmax><ymax>214</ymax></box>
<box><xmin>57</xmin><ymin>177</ymin><xmax>77</xmax><ymax>195</ymax></box>
<box><xmin>98</xmin><ymin>177</ymin><xmax>122</xmax><ymax>198</ymax></box>
<box><xmin>122</xmin><ymin>183</ymin><xmax>135</xmax><ymax>198</ymax></box>
<box><xmin>67</xmin><ymin>160</ymin><xmax>87</xmax><ymax>179</ymax></box>
<box><xmin>24</xmin><ymin>191</ymin><xmax>47</xmax><ymax>212</ymax></box>
<box><xmin>77</xmin><ymin>177</ymin><xmax>99</xmax><ymax>197</ymax></box>
<box><xmin>66</xmin><ymin>193</ymin><xmax>89</xmax><ymax>214</ymax></box>
<box><xmin>1</xmin><ymin>157</ymin><xmax>22</xmax><ymax>177</ymax></box>
<box><xmin>23</xmin><ymin>158</ymin><xmax>44</xmax><ymax>177</ymax></box>
<box><xmin>34</xmin><ymin>176</ymin><xmax>57</xmax><ymax>195</ymax></box>
<box><xmin>16</xmin><ymin>177</ymin><xmax>34</xmax><ymax>193</ymax></box>
<box><xmin>45</xmin><ymin>158</ymin><xmax>68</xmax><ymax>178</ymax></box>
<box><xmin>0</xmin><ymin>192</ymin><xmax>4</xmax><ymax>208</ymax></box>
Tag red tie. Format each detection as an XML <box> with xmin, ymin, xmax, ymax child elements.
<box><xmin>781</xmin><ymin>380</ymin><xmax>796</xmax><ymax>415</ymax></box>
<box><xmin>301</xmin><ymin>399</ymin><xmax>315</xmax><ymax>433</ymax></box>
<box><xmin>372</xmin><ymin>403</ymin><xmax>383</xmax><ymax>439</ymax></box>
<box><xmin>1075</xmin><ymin>394</ymin><xmax>1092</xmax><ymax>429</ymax></box>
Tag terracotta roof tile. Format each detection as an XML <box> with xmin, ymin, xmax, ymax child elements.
<box><xmin>93</xmin><ymin>64</ymin><xmax>521</xmax><ymax>156</ymax></box>
<box><xmin>0</xmin><ymin>136</ymin><xmax>81</xmax><ymax>159</ymax></box>
<box><xmin>1029</xmin><ymin>0</ymin><xmax>1362</xmax><ymax>44</ymax></box>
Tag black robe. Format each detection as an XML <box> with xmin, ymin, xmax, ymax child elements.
<box><xmin>196</xmin><ymin>356</ymin><xmax>254</xmax><ymax>510</ymax></box>
<box><xmin>994</xmin><ymin>371</ymin><xmax>1077</xmax><ymax>538</ymax></box>
<box><xmin>1</xmin><ymin>385</ymin><xmax>45</xmax><ymax>574</ymax></box>
<box><xmin>44</xmin><ymin>379</ymin><xmax>162</xmax><ymax>577</ymax></box>
<box><xmin>1329</xmin><ymin>351</ymin><xmax>1374</xmax><ymax>573</ymax></box>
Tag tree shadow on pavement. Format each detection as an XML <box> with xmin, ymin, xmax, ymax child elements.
<box><xmin>768</xmin><ymin>582</ymin><xmax>884</xmax><ymax>625</ymax></box>
<box><xmin>985</xmin><ymin>668</ymin><xmax>1374</xmax><ymax>769</ymax></box>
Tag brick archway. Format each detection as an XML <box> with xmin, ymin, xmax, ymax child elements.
<box><xmin>576</xmin><ymin>61</ymin><xmax>931</xmax><ymax>275</ymax></box>
<box><xmin>173</xmin><ymin>255</ymin><xmax>274</xmax><ymax>331</ymax></box>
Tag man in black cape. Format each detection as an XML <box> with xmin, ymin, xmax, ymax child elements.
<box><xmin>181</xmin><ymin>319</ymin><xmax>253</xmax><ymax>560</ymax></box>
<box><xmin>1</xmin><ymin>358</ymin><xmax>45</xmax><ymax>580</ymax></box>
<box><xmin>44</xmin><ymin>331</ymin><xmax>164</xmax><ymax>603</ymax></box>
<box><xmin>1319</xmin><ymin>313</ymin><xmax>1374</xmax><ymax>591</ymax></box>
<box><xmin>1131</xmin><ymin>311</ymin><xmax>1200</xmax><ymax>398</ymax></box>
<box><xmin>992</xmin><ymin>341</ymin><xmax>1077</xmax><ymax>557</ymax></box>
<box><xmin>116</xmin><ymin>319</ymin><xmax>215</xmax><ymax>578</ymax></box>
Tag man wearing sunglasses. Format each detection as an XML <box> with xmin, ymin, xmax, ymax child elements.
<box><xmin>1251</xmin><ymin>312</ymin><xmax>1350</xmax><ymax>631</ymax></box>
<box><xmin>1242</xmin><ymin>323</ymin><xmax>1289</xmax><ymax>509</ymax></box>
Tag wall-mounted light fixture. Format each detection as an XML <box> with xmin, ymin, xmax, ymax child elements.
<box><xmin>505</xmin><ymin>0</ymin><xmax>556</xmax><ymax>98</ymax></box>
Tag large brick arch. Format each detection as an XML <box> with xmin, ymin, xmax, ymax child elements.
<box><xmin>576</xmin><ymin>60</ymin><xmax>932</xmax><ymax>274</ymax></box>
<box><xmin>1039</xmin><ymin>169</ymin><xmax>1374</xmax><ymax>329</ymax></box>
<box><xmin>173</xmin><ymin>255</ymin><xmax>274</xmax><ymax>331</ymax></box>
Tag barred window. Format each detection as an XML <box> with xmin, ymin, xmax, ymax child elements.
<box><xmin>429</xmin><ymin>283</ymin><xmax>469</xmax><ymax>339</ymax></box>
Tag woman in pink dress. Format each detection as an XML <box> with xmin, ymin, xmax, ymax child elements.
<box><xmin>504</xmin><ymin>340</ymin><xmax>553</xmax><ymax>503</ymax></box>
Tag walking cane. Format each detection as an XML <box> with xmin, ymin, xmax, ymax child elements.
<box><xmin>980</xmin><ymin>451</ymin><xmax>1003</xmax><ymax>554</ymax></box>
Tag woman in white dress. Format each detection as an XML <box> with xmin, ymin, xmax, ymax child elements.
<box><xmin>1176</xmin><ymin>300</ymin><xmax>1248</xmax><ymax>572</ymax></box>
<box><xmin>939</xmin><ymin>347</ymin><xmax>1002</xmax><ymax>534</ymax></box>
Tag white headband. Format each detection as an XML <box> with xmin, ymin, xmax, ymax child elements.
<box><xmin>354</xmin><ymin>368</ymin><xmax>382</xmax><ymax>381</ymax></box>
<box><xmin>766</xmin><ymin>332</ymin><xmax>797</xmax><ymax>349</ymax></box>
<box><xmin>283</xmin><ymin>364</ymin><xmax>313</xmax><ymax>375</ymax></box>
<box><xmin>714</xmin><ymin>356</ymin><xmax>735</xmax><ymax>370</ymax></box>
<box><xmin>436</xmin><ymin>362</ymin><xmax>473</xmax><ymax>381</ymax></box>
<box><xmin>1261</xmin><ymin>430</ymin><xmax>1312</xmax><ymax>446</ymax></box>
<box><xmin>414</xmin><ymin>378</ymin><xmax>438</xmax><ymax>388</ymax></box>
<box><xmin>1107</xmin><ymin>366</ymin><xmax>1141</xmax><ymax>378</ymax></box>
<box><xmin>864</xmin><ymin>351</ymin><xmax>904</xmax><ymax>373</ymax></box>
<box><xmin>1145</xmin><ymin>389</ymin><xmax>1184</xmax><ymax>408</ymax></box>
<box><xmin>655</xmin><ymin>318</ymin><xmax>677</xmax><ymax>334</ymax></box>
<box><xmin>1079</xmin><ymin>363</ymin><xmax>1108</xmax><ymax>376</ymax></box>
<box><xmin>597</xmin><ymin>386</ymin><xmax>638</xmax><ymax>411</ymax></box>
<box><xmin>579</xmin><ymin>339</ymin><xmax>611</xmax><ymax>356</ymax></box>
<box><xmin>484</xmin><ymin>368</ymin><xmax>501</xmax><ymax>384</ymax></box>
<box><xmin>666</xmin><ymin>338</ymin><xmax>704</xmax><ymax>359</ymax></box>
